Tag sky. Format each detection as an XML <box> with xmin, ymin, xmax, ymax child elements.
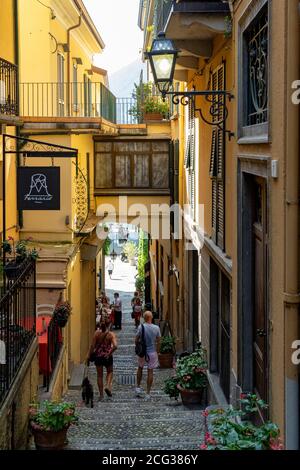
<box><xmin>83</xmin><ymin>0</ymin><xmax>144</xmax><ymax>75</ymax></box>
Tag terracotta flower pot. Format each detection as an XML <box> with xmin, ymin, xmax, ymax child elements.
<box><xmin>177</xmin><ymin>384</ymin><xmax>204</xmax><ymax>406</ymax></box>
<box><xmin>158</xmin><ymin>352</ymin><xmax>174</xmax><ymax>369</ymax></box>
<box><xmin>143</xmin><ymin>112</ymin><xmax>163</xmax><ymax>121</ymax></box>
<box><xmin>31</xmin><ymin>426</ymin><xmax>68</xmax><ymax>450</ymax></box>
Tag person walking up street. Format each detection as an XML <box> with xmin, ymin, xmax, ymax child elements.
<box><xmin>112</xmin><ymin>292</ymin><xmax>122</xmax><ymax>330</ymax></box>
<box><xmin>133</xmin><ymin>297</ymin><xmax>143</xmax><ymax>328</ymax></box>
<box><xmin>135</xmin><ymin>311</ymin><xmax>161</xmax><ymax>400</ymax></box>
<box><xmin>87</xmin><ymin>322</ymin><xmax>117</xmax><ymax>400</ymax></box>
<box><xmin>108</xmin><ymin>259</ymin><xmax>114</xmax><ymax>279</ymax></box>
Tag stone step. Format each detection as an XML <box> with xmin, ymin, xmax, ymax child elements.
<box><xmin>65</xmin><ymin>436</ymin><xmax>201</xmax><ymax>451</ymax></box>
<box><xmin>69</xmin><ymin>364</ymin><xmax>86</xmax><ymax>390</ymax></box>
<box><xmin>68</xmin><ymin>420</ymin><xmax>203</xmax><ymax>440</ymax></box>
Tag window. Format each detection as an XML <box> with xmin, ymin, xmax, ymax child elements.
<box><xmin>57</xmin><ymin>53</ymin><xmax>65</xmax><ymax>116</ymax></box>
<box><xmin>94</xmin><ymin>140</ymin><xmax>170</xmax><ymax>191</ymax></box>
<box><xmin>72</xmin><ymin>64</ymin><xmax>78</xmax><ymax>112</ymax></box>
<box><xmin>84</xmin><ymin>75</ymin><xmax>92</xmax><ymax>117</ymax></box>
<box><xmin>238</xmin><ymin>0</ymin><xmax>269</xmax><ymax>142</ymax></box>
<box><xmin>209</xmin><ymin>63</ymin><xmax>225</xmax><ymax>251</ymax></box>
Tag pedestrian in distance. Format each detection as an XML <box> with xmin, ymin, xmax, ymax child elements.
<box><xmin>87</xmin><ymin>322</ymin><xmax>117</xmax><ymax>400</ymax></box>
<box><xmin>133</xmin><ymin>297</ymin><xmax>143</xmax><ymax>328</ymax></box>
<box><xmin>135</xmin><ymin>311</ymin><xmax>161</xmax><ymax>400</ymax></box>
<box><xmin>108</xmin><ymin>259</ymin><xmax>114</xmax><ymax>279</ymax></box>
<box><xmin>112</xmin><ymin>292</ymin><xmax>122</xmax><ymax>330</ymax></box>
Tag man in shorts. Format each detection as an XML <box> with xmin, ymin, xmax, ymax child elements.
<box><xmin>135</xmin><ymin>311</ymin><xmax>161</xmax><ymax>400</ymax></box>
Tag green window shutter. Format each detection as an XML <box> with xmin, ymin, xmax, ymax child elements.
<box><xmin>210</xmin><ymin>62</ymin><xmax>226</xmax><ymax>251</ymax></box>
<box><xmin>210</xmin><ymin>129</ymin><xmax>217</xmax><ymax>178</ymax></box>
<box><xmin>211</xmin><ymin>179</ymin><xmax>217</xmax><ymax>244</ymax></box>
<box><xmin>184</xmin><ymin>134</ymin><xmax>191</xmax><ymax>168</ymax></box>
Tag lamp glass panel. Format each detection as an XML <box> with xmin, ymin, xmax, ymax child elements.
<box><xmin>152</xmin><ymin>54</ymin><xmax>174</xmax><ymax>81</ymax></box>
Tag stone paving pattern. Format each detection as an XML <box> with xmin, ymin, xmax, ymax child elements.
<box><xmin>64</xmin><ymin>258</ymin><xmax>204</xmax><ymax>450</ymax></box>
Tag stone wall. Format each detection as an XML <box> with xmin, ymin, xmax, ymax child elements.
<box><xmin>0</xmin><ymin>341</ymin><xmax>39</xmax><ymax>449</ymax></box>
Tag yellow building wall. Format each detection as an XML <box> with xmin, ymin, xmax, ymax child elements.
<box><xmin>0</xmin><ymin>129</ymin><xmax>19</xmax><ymax>241</ymax></box>
<box><xmin>0</xmin><ymin>0</ymin><xmax>15</xmax><ymax>64</ymax></box>
<box><xmin>68</xmin><ymin>250</ymin><xmax>81</xmax><ymax>364</ymax></box>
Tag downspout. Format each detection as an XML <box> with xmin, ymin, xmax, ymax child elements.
<box><xmin>13</xmin><ymin>0</ymin><xmax>22</xmax><ymax>229</ymax></box>
<box><xmin>284</xmin><ymin>0</ymin><xmax>300</xmax><ymax>450</ymax></box>
<box><xmin>67</xmin><ymin>13</ymin><xmax>82</xmax><ymax>116</ymax></box>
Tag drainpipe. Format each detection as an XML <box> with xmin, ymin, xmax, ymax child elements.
<box><xmin>67</xmin><ymin>14</ymin><xmax>82</xmax><ymax>115</ymax></box>
<box><xmin>284</xmin><ymin>0</ymin><xmax>300</xmax><ymax>450</ymax></box>
<box><xmin>13</xmin><ymin>0</ymin><xmax>23</xmax><ymax>229</ymax></box>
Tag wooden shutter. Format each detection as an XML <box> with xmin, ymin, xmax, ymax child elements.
<box><xmin>169</xmin><ymin>140</ymin><xmax>174</xmax><ymax>204</ymax></box>
<box><xmin>211</xmin><ymin>62</ymin><xmax>226</xmax><ymax>250</ymax></box>
<box><xmin>209</xmin><ymin>129</ymin><xmax>217</xmax><ymax>177</ymax></box>
<box><xmin>174</xmin><ymin>139</ymin><xmax>179</xmax><ymax>204</ymax></box>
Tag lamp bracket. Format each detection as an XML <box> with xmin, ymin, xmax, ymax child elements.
<box><xmin>159</xmin><ymin>86</ymin><xmax>235</xmax><ymax>140</ymax></box>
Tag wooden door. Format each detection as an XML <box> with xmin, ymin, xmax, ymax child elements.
<box><xmin>252</xmin><ymin>178</ymin><xmax>268</xmax><ymax>404</ymax></box>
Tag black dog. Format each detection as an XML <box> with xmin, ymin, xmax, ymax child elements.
<box><xmin>81</xmin><ymin>377</ymin><xmax>94</xmax><ymax>408</ymax></box>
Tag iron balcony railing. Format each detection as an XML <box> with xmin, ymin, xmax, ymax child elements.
<box><xmin>0</xmin><ymin>259</ymin><xmax>36</xmax><ymax>406</ymax></box>
<box><xmin>20</xmin><ymin>82</ymin><xmax>117</xmax><ymax>123</ymax></box>
<box><xmin>46</xmin><ymin>317</ymin><xmax>63</xmax><ymax>391</ymax></box>
<box><xmin>0</xmin><ymin>58</ymin><xmax>18</xmax><ymax>116</ymax></box>
<box><xmin>116</xmin><ymin>94</ymin><xmax>172</xmax><ymax>125</ymax></box>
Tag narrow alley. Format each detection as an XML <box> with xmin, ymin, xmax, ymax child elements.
<box><xmin>64</xmin><ymin>258</ymin><xmax>204</xmax><ymax>450</ymax></box>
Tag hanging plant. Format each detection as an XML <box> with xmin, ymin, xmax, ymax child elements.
<box><xmin>53</xmin><ymin>301</ymin><xmax>71</xmax><ymax>327</ymax></box>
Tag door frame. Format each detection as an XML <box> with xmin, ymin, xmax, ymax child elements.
<box><xmin>237</xmin><ymin>156</ymin><xmax>270</xmax><ymax>398</ymax></box>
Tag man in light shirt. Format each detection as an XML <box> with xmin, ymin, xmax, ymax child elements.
<box><xmin>135</xmin><ymin>311</ymin><xmax>161</xmax><ymax>400</ymax></box>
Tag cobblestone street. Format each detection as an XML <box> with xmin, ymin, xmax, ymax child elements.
<box><xmin>64</xmin><ymin>258</ymin><xmax>204</xmax><ymax>450</ymax></box>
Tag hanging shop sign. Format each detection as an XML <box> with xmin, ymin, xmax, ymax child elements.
<box><xmin>17</xmin><ymin>166</ymin><xmax>60</xmax><ymax>210</ymax></box>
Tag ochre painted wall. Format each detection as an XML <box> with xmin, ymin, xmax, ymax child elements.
<box><xmin>0</xmin><ymin>0</ymin><xmax>15</xmax><ymax>64</ymax></box>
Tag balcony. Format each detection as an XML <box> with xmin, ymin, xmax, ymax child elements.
<box><xmin>0</xmin><ymin>58</ymin><xmax>19</xmax><ymax>123</ymax></box>
<box><xmin>20</xmin><ymin>82</ymin><xmax>117</xmax><ymax>129</ymax></box>
<box><xmin>155</xmin><ymin>1</ymin><xmax>230</xmax><ymax>80</ymax></box>
<box><xmin>0</xmin><ymin>258</ymin><xmax>36</xmax><ymax>406</ymax></box>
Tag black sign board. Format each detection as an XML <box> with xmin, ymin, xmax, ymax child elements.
<box><xmin>17</xmin><ymin>167</ymin><xmax>60</xmax><ymax>210</ymax></box>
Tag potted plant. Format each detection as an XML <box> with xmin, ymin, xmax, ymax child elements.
<box><xmin>2</xmin><ymin>237</ymin><xmax>39</xmax><ymax>279</ymax></box>
<box><xmin>29</xmin><ymin>400</ymin><xmax>78</xmax><ymax>450</ymax></box>
<box><xmin>164</xmin><ymin>347</ymin><xmax>208</xmax><ymax>405</ymax></box>
<box><xmin>158</xmin><ymin>335</ymin><xmax>176</xmax><ymax>368</ymax></box>
<box><xmin>129</xmin><ymin>82</ymin><xmax>169</xmax><ymax>122</ymax></box>
<box><xmin>201</xmin><ymin>393</ymin><xmax>283</xmax><ymax>450</ymax></box>
<box><xmin>143</xmin><ymin>95</ymin><xmax>169</xmax><ymax>121</ymax></box>
<box><xmin>53</xmin><ymin>301</ymin><xmax>71</xmax><ymax>327</ymax></box>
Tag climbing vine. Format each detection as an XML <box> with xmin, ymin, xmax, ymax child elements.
<box><xmin>136</xmin><ymin>229</ymin><xmax>149</xmax><ymax>294</ymax></box>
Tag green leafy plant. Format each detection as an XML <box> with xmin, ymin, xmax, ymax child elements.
<box><xmin>163</xmin><ymin>376</ymin><xmax>180</xmax><ymax>400</ymax></box>
<box><xmin>123</xmin><ymin>241</ymin><xmax>137</xmax><ymax>261</ymax></box>
<box><xmin>129</xmin><ymin>82</ymin><xmax>169</xmax><ymax>121</ymax></box>
<box><xmin>135</xmin><ymin>229</ymin><xmax>149</xmax><ymax>294</ymax></box>
<box><xmin>160</xmin><ymin>335</ymin><xmax>176</xmax><ymax>354</ymax></box>
<box><xmin>224</xmin><ymin>15</ymin><xmax>232</xmax><ymax>39</ymax></box>
<box><xmin>1</xmin><ymin>237</ymin><xmax>39</xmax><ymax>262</ymax></box>
<box><xmin>1</xmin><ymin>239</ymin><xmax>12</xmax><ymax>255</ymax></box>
<box><xmin>201</xmin><ymin>394</ymin><xmax>283</xmax><ymax>450</ymax></box>
<box><xmin>164</xmin><ymin>347</ymin><xmax>208</xmax><ymax>398</ymax></box>
<box><xmin>176</xmin><ymin>348</ymin><xmax>208</xmax><ymax>390</ymax></box>
<box><xmin>29</xmin><ymin>401</ymin><xmax>78</xmax><ymax>432</ymax></box>
<box><xmin>103</xmin><ymin>236</ymin><xmax>111</xmax><ymax>256</ymax></box>
<box><xmin>53</xmin><ymin>301</ymin><xmax>71</xmax><ymax>327</ymax></box>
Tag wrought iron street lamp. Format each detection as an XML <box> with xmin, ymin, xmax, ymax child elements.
<box><xmin>147</xmin><ymin>32</ymin><xmax>234</xmax><ymax>136</ymax></box>
<box><xmin>147</xmin><ymin>32</ymin><xmax>178</xmax><ymax>96</ymax></box>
